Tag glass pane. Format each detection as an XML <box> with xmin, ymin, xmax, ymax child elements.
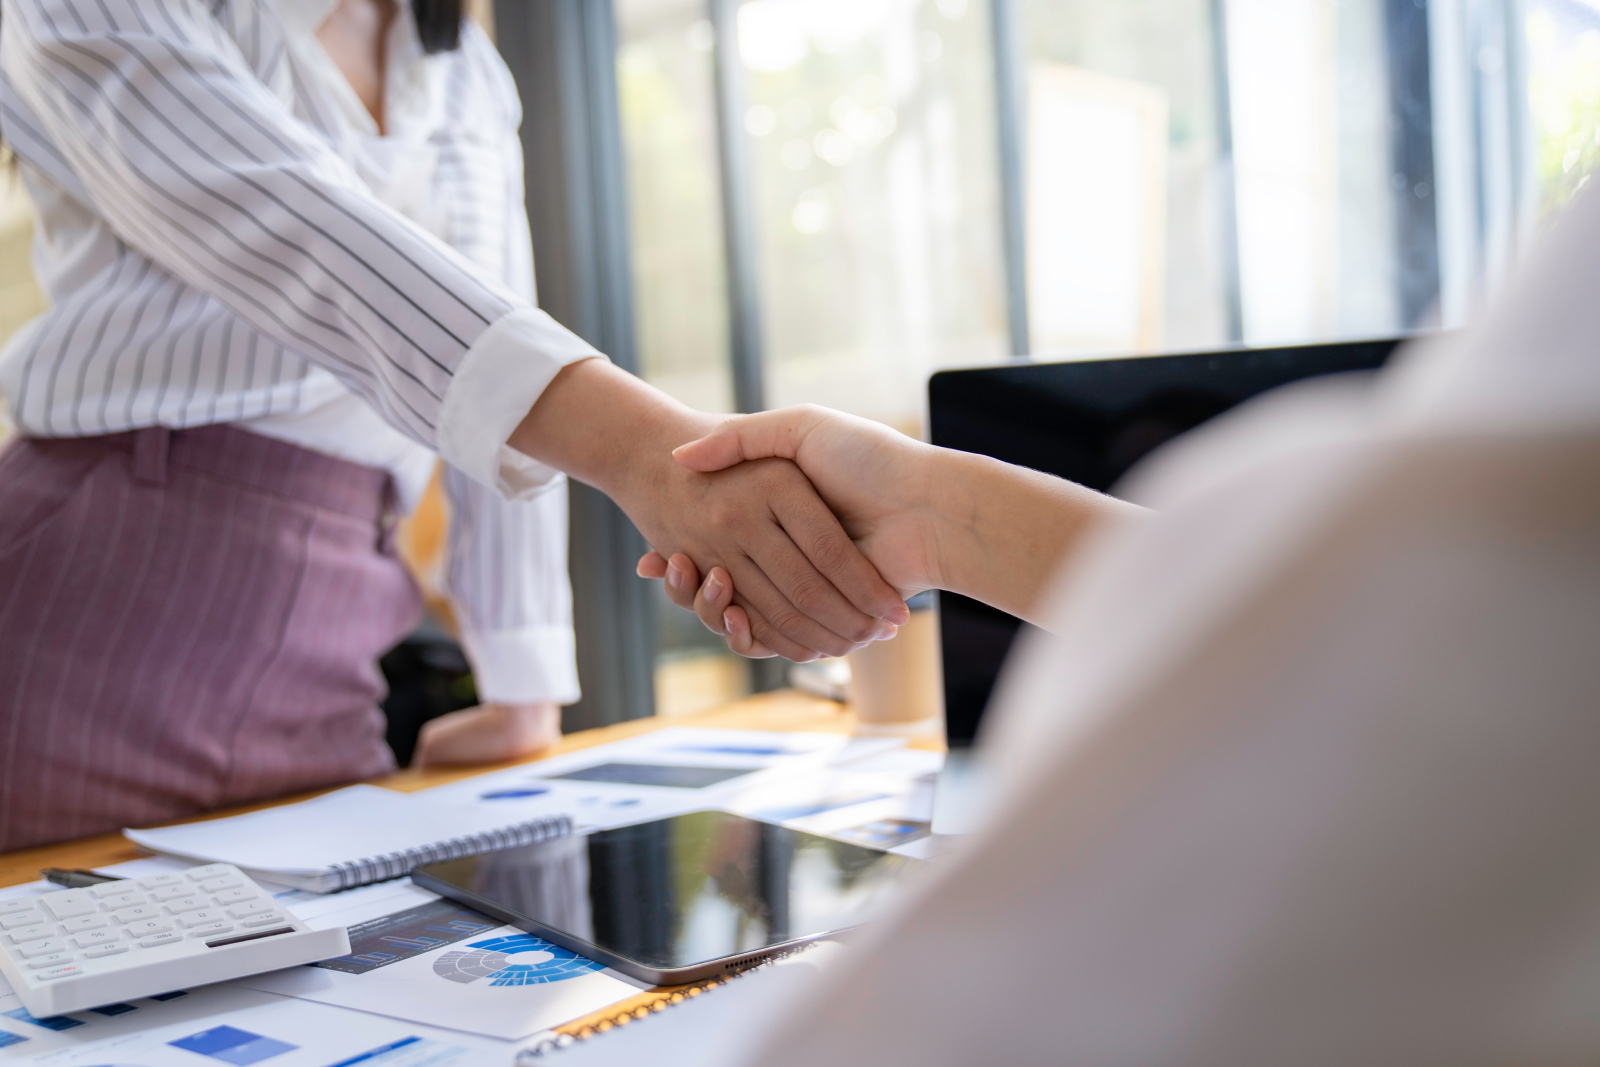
<box><xmin>1224</xmin><ymin>0</ymin><xmax>1400</xmax><ymax>343</ymax></box>
<box><xmin>1527</xmin><ymin>1</ymin><xmax>1600</xmax><ymax>218</ymax></box>
<box><xmin>737</xmin><ymin>0</ymin><xmax>1010</xmax><ymax>431</ymax></box>
<box><xmin>1019</xmin><ymin>0</ymin><xmax>1235</xmax><ymax>355</ymax></box>
<box><xmin>616</xmin><ymin>0</ymin><xmax>737</xmax><ymax>414</ymax></box>
<box><xmin>1019</xmin><ymin>0</ymin><xmax>1407</xmax><ymax>352</ymax></box>
<box><xmin>615</xmin><ymin>0</ymin><xmax>752</xmax><ymax>716</ymax></box>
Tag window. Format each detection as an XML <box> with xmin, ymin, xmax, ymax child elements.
<box><xmin>608</xmin><ymin>0</ymin><xmax>1600</xmax><ymax>718</ymax></box>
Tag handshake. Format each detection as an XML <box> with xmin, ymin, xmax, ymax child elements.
<box><xmin>508</xmin><ymin>358</ymin><xmax>1135</xmax><ymax>663</ymax></box>
<box><xmin>622</xmin><ymin>403</ymin><xmax>1136</xmax><ymax>660</ymax></box>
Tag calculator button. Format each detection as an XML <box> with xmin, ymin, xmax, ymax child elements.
<box><xmin>70</xmin><ymin>930</ymin><xmax>122</xmax><ymax>949</ymax></box>
<box><xmin>136</xmin><ymin>873</ymin><xmax>185</xmax><ymax>889</ymax></box>
<box><xmin>186</xmin><ymin>921</ymin><xmax>236</xmax><ymax>938</ymax></box>
<box><xmin>113</xmin><ymin>905</ymin><xmax>163</xmax><ymax>923</ymax></box>
<box><xmin>177</xmin><ymin>910</ymin><xmax>227</xmax><ymax>928</ymax></box>
<box><xmin>62</xmin><ymin>915</ymin><xmax>110</xmax><ymax>933</ymax></box>
<box><xmin>185</xmin><ymin>864</ymin><xmax>235</xmax><ymax>881</ymax></box>
<box><xmin>138</xmin><ymin>931</ymin><xmax>184</xmax><ymax>948</ymax></box>
<box><xmin>83</xmin><ymin>942</ymin><xmax>130</xmax><ymax>958</ymax></box>
<box><xmin>26</xmin><ymin>952</ymin><xmax>76</xmax><ymax>969</ymax></box>
<box><xmin>40</xmin><ymin>891</ymin><xmax>97</xmax><ymax>920</ymax></box>
<box><xmin>212</xmin><ymin>887</ymin><xmax>257</xmax><ymax>905</ymax></box>
<box><xmin>198</xmin><ymin>876</ymin><xmax>243</xmax><ymax>893</ymax></box>
<box><xmin>8</xmin><ymin>924</ymin><xmax>55</xmax><ymax>944</ymax></box>
<box><xmin>225</xmin><ymin>900</ymin><xmax>276</xmax><ymax>919</ymax></box>
<box><xmin>164</xmin><ymin>896</ymin><xmax>209</xmax><ymax>915</ymax></box>
<box><xmin>123</xmin><ymin>919</ymin><xmax>175</xmax><ymax>937</ymax></box>
<box><xmin>239</xmin><ymin>914</ymin><xmax>286</xmax><ymax>928</ymax></box>
<box><xmin>0</xmin><ymin>911</ymin><xmax>44</xmax><ymax>929</ymax></box>
<box><xmin>36</xmin><ymin>964</ymin><xmax>83</xmax><ymax>981</ymax></box>
<box><xmin>150</xmin><ymin>884</ymin><xmax>194</xmax><ymax>901</ymax></box>
<box><xmin>89</xmin><ymin>881</ymin><xmax>133</xmax><ymax>898</ymax></box>
<box><xmin>0</xmin><ymin>899</ymin><xmax>42</xmax><ymax>915</ymax></box>
<box><xmin>18</xmin><ymin>938</ymin><xmax>68</xmax><ymax>958</ymax></box>
<box><xmin>98</xmin><ymin>891</ymin><xmax>148</xmax><ymax>910</ymax></box>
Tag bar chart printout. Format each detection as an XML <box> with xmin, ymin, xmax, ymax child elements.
<box><xmin>312</xmin><ymin>900</ymin><xmax>500</xmax><ymax>975</ymax></box>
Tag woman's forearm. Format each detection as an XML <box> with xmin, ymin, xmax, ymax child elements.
<box><xmin>924</xmin><ymin>449</ymin><xmax>1145</xmax><ymax>626</ymax></box>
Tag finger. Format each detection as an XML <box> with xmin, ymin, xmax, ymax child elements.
<box><xmin>671</xmin><ymin>407</ymin><xmax>827</xmax><ymax>472</ymax></box>
<box><xmin>772</xmin><ymin>489</ymin><xmax>910</xmax><ymax>626</ymax></box>
<box><xmin>636</xmin><ymin>551</ymin><xmax>668</xmax><ymax>579</ymax></box>
<box><xmin>722</xmin><ymin>605</ymin><xmax>776</xmax><ymax>658</ymax></box>
<box><xmin>732</xmin><ymin>474</ymin><xmax>905</xmax><ymax>643</ymax></box>
<box><xmin>660</xmin><ymin>553</ymin><xmax>703</xmax><ymax>614</ymax></box>
<box><xmin>720</xmin><ymin>546</ymin><xmax>863</xmax><ymax>659</ymax></box>
<box><xmin>693</xmin><ymin>566</ymin><xmax>734</xmax><ymax>635</ymax></box>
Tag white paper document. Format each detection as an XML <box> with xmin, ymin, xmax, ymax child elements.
<box><xmin>0</xmin><ymin>982</ymin><xmax>511</xmax><ymax>1067</ymax></box>
<box><xmin>231</xmin><ymin>882</ymin><xmax>642</xmax><ymax>1042</ymax></box>
<box><xmin>421</xmin><ymin>729</ymin><xmax>906</xmax><ymax>834</ymax></box>
<box><xmin>523</xmin><ymin>943</ymin><xmax>842</xmax><ymax>1067</ymax></box>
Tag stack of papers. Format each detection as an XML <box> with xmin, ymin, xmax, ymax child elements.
<box><xmin>0</xmin><ymin>727</ymin><xmax>945</xmax><ymax>1065</ymax></box>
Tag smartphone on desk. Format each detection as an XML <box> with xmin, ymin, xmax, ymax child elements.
<box><xmin>412</xmin><ymin>810</ymin><xmax>920</xmax><ymax>984</ymax></box>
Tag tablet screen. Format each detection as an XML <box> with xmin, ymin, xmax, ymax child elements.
<box><xmin>414</xmin><ymin>811</ymin><xmax>919</xmax><ymax>974</ymax></box>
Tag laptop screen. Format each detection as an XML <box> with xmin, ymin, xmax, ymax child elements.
<box><xmin>927</xmin><ymin>338</ymin><xmax>1406</xmax><ymax>750</ymax></box>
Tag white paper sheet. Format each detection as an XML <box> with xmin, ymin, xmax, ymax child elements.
<box><xmin>420</xmin><ymin>729</ymin><xmax>906</xmax><ymax>834</ymax></box>
<box><xmin>518</xmin><ymin>943</ymin><xmax>842</xmax><ymax>1067</ymax></box>
<box><xmin>0</xmin><ymin>982</ymin><xmax>513</xmax><ymax>1066</ymax></box>
<box><xmin>233</xmin><ymin>921</ymin><xmax>641</xmax><ymax>1041</ymax></box>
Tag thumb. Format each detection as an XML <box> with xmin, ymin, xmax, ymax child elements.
<box><xmin>671</xmin><ymin>408</ymin><xmax>821</xmax><ymax>472</ymax></box>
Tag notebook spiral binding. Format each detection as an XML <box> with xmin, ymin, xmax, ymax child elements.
<box><xmin>330</xmin><ymin>813</ymin><xmax>573</xmax><ymax>890</ymax></box>
<box><xmin>515</xmin><ymin>943</ymin><xmax>817</xmax><ymax>1061</ymax></box>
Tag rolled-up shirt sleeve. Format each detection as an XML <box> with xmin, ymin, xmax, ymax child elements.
<box><xmin>1</xmin><ymin>0</ymin><xmax>599</xmax><ymax>492</ymax></box>
<box><xmin>443</xmin><ymin>463</ymin><xmax>581</xmax><ymax>706</ymax></box>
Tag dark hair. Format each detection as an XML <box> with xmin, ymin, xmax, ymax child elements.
<box><xmin>413</xmin><ymin>0</ymin><xmax>464</xmax><ymax>54</ymax></box>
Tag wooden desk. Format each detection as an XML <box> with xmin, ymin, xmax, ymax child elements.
<box><xmin>0</xmin><ymin>690</ymin><xmax>943</xmax><ymax>1040</ymax></box>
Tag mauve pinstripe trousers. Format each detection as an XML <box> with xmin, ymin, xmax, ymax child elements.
<box><xmin>0</xmin><ymin>425</ymin><xmax>422</xmax><ymax>851</ymax></box>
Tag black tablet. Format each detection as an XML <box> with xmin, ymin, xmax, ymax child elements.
<box><xmin>411</xmin><ymin>810</ymin><xmax>921</xmax><ymax>984</ymax></box>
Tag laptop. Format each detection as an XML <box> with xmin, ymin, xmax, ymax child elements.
<box><xmin>926</xmin><ymin>337</ymin><xmax>1408</xmax><ymax>833</ymax></box>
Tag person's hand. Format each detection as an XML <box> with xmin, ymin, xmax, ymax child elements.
<box><xmin>510</xmin><ymin>361</ymin><xmax>910</xmax><ymax>662</ymax></box>
<box><xmin>637</xmin><ymin>406</ymin><xmax>943</xmax><ymax>653</ymax></box>
<box><xmin>412</xmin><ymin>702</ymin><xmax>562</xmax><ymax>768</ymax></box>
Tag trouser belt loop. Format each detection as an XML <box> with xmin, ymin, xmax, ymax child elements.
<box><xmin>133</xmin><ymin>426</ymin><xmax>171</xmax><ymax>487</ymax></box>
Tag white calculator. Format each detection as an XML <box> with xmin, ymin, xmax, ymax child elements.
<box><xmin>0</xmin><ymin>865</ymin><xmax>349</xmax><ymax>1015</ymax></box>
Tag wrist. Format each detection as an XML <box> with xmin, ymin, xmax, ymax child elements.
<box><xmin>509</xmin><ymin>359</ymin><xmax>717</xmax><ymax>503</ymax></box>
<box><xmin>489</xmin><ymin>702</ymin><xmax>562</xmax><ymax>749</ymax></box>
<box><xmin>608</xmin><ymin>405</ymin><xmax>721</xmax><ymax>508</ymax></box>
<box><xmin>920</xmin><ymin>446</ymin><xmax>991</xmax><ymax>597</ymax></box>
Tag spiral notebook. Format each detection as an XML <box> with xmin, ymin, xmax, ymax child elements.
<box><xmin>123</xmin><ymin>785</ymin><xmax>572</xmax><ymax>893</ymax></box>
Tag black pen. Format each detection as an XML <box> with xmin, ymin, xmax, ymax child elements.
<box><xmin>39</xmin><ymin>868</ymin><xmax>125</xmax><ymax>888</ymax></box>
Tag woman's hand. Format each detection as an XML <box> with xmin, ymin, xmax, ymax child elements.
<box><xmin>412</xmin><ymin>702</ymin><xmax>562</xmax><ymax>768</ymax></box>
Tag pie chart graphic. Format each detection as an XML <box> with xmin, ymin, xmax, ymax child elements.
<box><xmin>432</xmin><ymin>934</ymin><xmax>605</xmax><ymax>986</ymax></box>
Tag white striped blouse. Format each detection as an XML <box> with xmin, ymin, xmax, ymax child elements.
<box><xmin>0</xmin><ymin>0</ymin><xmax>596</xmax><ymax>703</ymax></box>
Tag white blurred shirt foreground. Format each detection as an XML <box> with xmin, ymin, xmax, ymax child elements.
<box><xmin>607</xmin><ymin>186</ymin><xmax>1600</xmax><ymax>1067</ymax></box>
